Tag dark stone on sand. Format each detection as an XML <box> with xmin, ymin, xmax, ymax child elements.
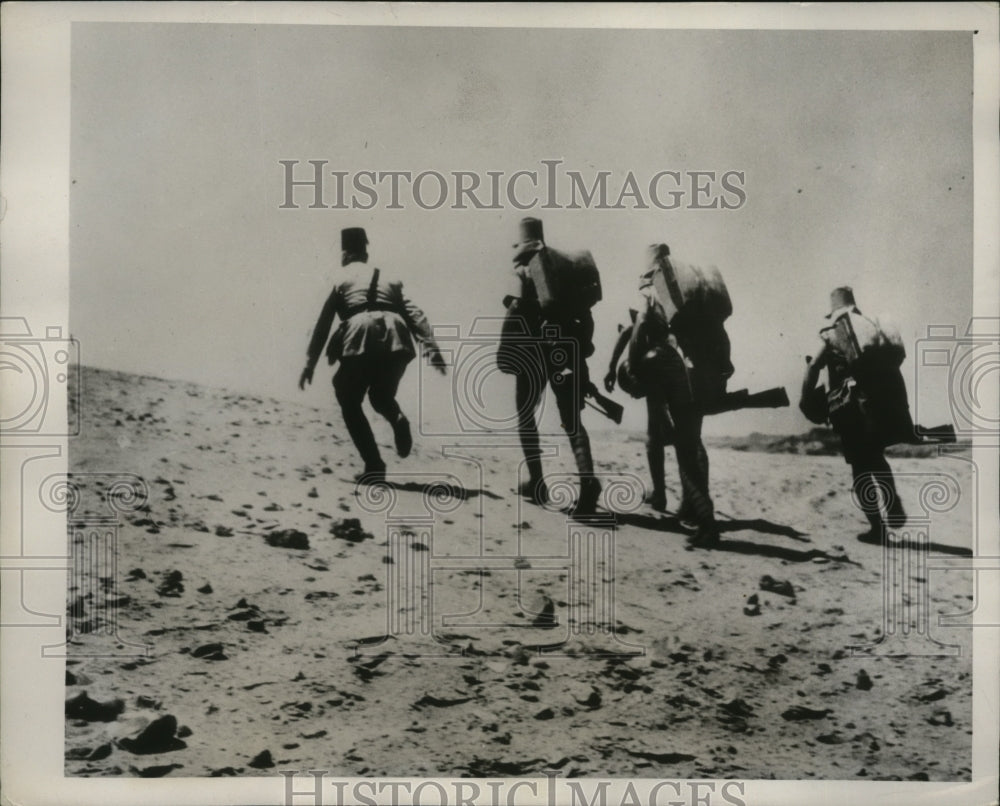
<box><xmin>331</xmin><ymin>518</ymin><xmax>372</xmax><ymax>543</ymax></box>
<box><xmin>210</xmin><ymin>767</ymin><xmax>240</xmax><ymax>777</ymax></box>
<box><xmin>65</xmin><ymin>691</ymin><xmax>125</xmax><ymax>722</ymax></box>
<box><xmin>118</xmin><ymin>715</ymin><xmax>187</xmax><ymax>754</ymax></box>
<box><xmin>760</xmin><ymin>575</ymin><xmax>797</xmax><ymax>599</ymax></box>
<box><xmin>156</xmin><ymin>571</ymin><xmax>184</xmax><ymax>597</ymax></box>
<box><xmin>191</xmin><ymin>643</ymin><xmax>228</xmax><ymax>661</ymax></box>
<box><xmin>88</xmin><ymin>743</ymin><xmax>113</xmax><ymax>760</ymax></box>
<box><xmin>66</xmin><ymin>670</ymin><xmax>77</xmax><ymax>685</ymax></box>
<box><xmin>126</xmin><ymin>568</ymin><xmax>146</xmax><ymax>580</ymax></box>
<box><xmin>215</xmin><ymin>526</ymin><xmax>234</xmax><ymax>537</ymax></box>
<box><xmin>135</xmin><ymin>763</ymin><xmax>183</xmax><ymax>777</ymax></box>
<box><xmin>625</xmin><ymin>749</ymin><xmax>696</xmax><ymax>764</ymax></box>
<box><xmin>781</xmin><ymin>705</ymin><xmax>832</xmax><ymax>721</ymax></box>
<box><xmin>177</xmin><ymin>725</ymin><xmax>193</xmax><ymax>738</ymax></box>
<box><xmin>534</xmin><ymin>708</ymin><xmax>555</xmax><ymax>720</ymax></box>
<box><xmin>248</xmin><ymin>750</ymin><xmax>275</xmax><ymax>769</ymax></box>
<box><xmin>197</xmin><ymin>583</ymin><xmax>213</xmax><ymax>594</ymax></box>
<box><xmin>856</xmin><ymin>670</ymin><xmax>873</xmax><ymax>690</ymax></box>
<box><xmin>529</xmin><ymin>594</ymin><xmax>557</xmax><ymax>629</ymax></box>
<box><xmin>68</xmin><ymin>596</ymin><xmax>86</xmax><ymax>618</ymax></box>
<box><xmin>927</xmin><ymin>709</ymin><xmax>953</xmax><ymax>727</ymax></box>
<box><xmin>247</xmin><ymin>620</ymin><xmax>268</xmax><ymax>633</ymax></box>
<box><xmin>265</xmin><ymin>529</ymin><xmax>310</xmax><ymax>550</ymax></box>
<box><xmin>413</xmin><ymin>694</ymin><xmax>474</xmax><ymax>709</ymax></box>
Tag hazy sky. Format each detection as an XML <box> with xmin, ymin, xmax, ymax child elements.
<box><xmin>70</xmin><ymin>24</ymin><xmax>973</xmax><ymax>435</ymax></box>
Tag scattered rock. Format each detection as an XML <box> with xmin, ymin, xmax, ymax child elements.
<box><xmin>331</xmin><ymin>519</ymin><xmax>372</xmax><ymax>543</ymax></box>
<box><xmin>156</xmin><ymin>571</ymin><xmax>184</xmax><ymax>597</ymax></box>
<box><xmin>118</xmin><ymin>715</ymin><xmax>187</xmax><ymax>754</ymax></box>
<box><xmin>574</xmin><ymin>687</ymin><xmax>602</xmax><ymax>710</ymax></box>
<box><xmin>215</xmin><ymin>526</ymin><xmax>234</xmax><ymax>537</ymax></box>
<box><xmin>856</xmin><ymin>670</ymin><xmax>873</xmax><ymax>691</ymax></box>
<box><xmin>760</xmin><ymin>575</ymin><xmax>797</xmax><ymax>599</ymax></box>
<box><xmin>126</xmin><ymin>568</ymin><xmax>146</xmax><ymax>580</ymax></box>
<box><xmin>88</xmin><ymin>743</ymin><xmax>113</xmax><ymax>761</ymax></box>
<box><xmin>191</xmin><ymin>643</ymin><xmax>228</xmax><ymax>661</ymax></box>
<box><xmin>529</xmin><ymin>594</ymin><xmax>557</xmax><ymax>629</ymax></box>
<box><xmin>624</xmin><ymin>749</ymin><xmax>696</xmax><ymax>764</ymax></box>
<box><xmin>927</xmin><ymin>709</ymin><xmax>953</xmax><ymax>727</ymax></box>
<box><xmin>197</xmin><ymin>583</ymin><xmax>213</xmax><ymax>594</ymax></box>
<box><xmin>133</xmin><ymin>764</ymin><xmax>183</xmax><ymax>778</ymax></box>
<box><xmin>65</xmin><ymin>691</ymin><xmax>125</xmax><ymax>723</ymax></box>
<box><xmin>264</xmin><ymin>530</ymin><xmax>310</xmax><ymax>550</ymax></box>
<box><xmin>413</xmin><ymin>694</ymin><xmax>473</xmax><ymax>709</ymax></box>
<box><xmin>781</xmin><ymin>706</ymin><xmax>832</xmax><ymax>721</ymax></box>
<box><xmin>743</xmin><ymin>594</ymin><xmax>761</xmax><ymax>617</ymax></box>
<box><xmin>534</xmin><ymin>708</ymin><xmax>555</xmax><ymax>720</ymax></box>
<box><xmin>248</xmin><ymin>750</ymin><xmax>275</xmax><ymax>769</ymax></box>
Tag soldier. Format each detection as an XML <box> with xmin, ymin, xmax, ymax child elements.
<box><xmin>605</xmin><ymin>245</ymin><xmax>722</xmax><ymax>547</ymax></box>
<box><xmin>500</xmin><ymin>217</ymin><xmax>602</xmax><ymax>518</ymax></box>
<box><xmin>801</xmin><ymin>286</ymin><xmax>910</xmax><ymax>542</ymax></box>
<box><xmin>299</xmin><ymin>227</ymin><xmax>446</xmax><ymax>483</ymax></box>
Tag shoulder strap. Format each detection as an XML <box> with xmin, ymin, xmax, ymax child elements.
<box><xmin>366</xmin><ymin>267</ymin><xmax>381</xmax><ymax>309</ymax></box>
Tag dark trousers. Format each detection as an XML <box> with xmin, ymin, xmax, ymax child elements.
<box><xmin>849</xmin><ymin>448</ymin><xmax>906</xmax><ymax>531</ymax></box>
<box><xmin>514</xmin><ymin>354</ymin><xmax>594</xmax><ymax>484</ymax></box>
<box><xmin>333</xmin><ymin>353</ymin><xmax>410</xmax><ymax>471</ymax></box>
<box><xmin>643</xmin><ymin>347</ymin><xmax>715</xmax><ymax>526</ymax></box>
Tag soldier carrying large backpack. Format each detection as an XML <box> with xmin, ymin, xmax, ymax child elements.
<box><xmin>498</xmin><ymin>217</ymin><xmax>608</xmax><ymax>518</ymax></box>
<box><xmin>800</xmin><ymin>286</ymin><xmax>913</xmax><ymax>542</ymax></box>
<box><xmin>604</xmin><ymin>244</ymin><xmax>731</xmax><ymax>546</ymax></box>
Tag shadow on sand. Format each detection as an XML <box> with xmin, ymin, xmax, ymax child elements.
<box><xmin>349</xmin><ymin>479</ymin><xmax>504</xmax><ymax>502</ymax></box>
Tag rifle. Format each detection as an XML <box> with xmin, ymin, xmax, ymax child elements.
<box><xmin>584</xmin><ymin>382</ymin><xmax>624</xmax><ymax>424</ymax></box>
<box><xmin>702</xmin><ymin>386</ymin><xmax>790</xmax><ymax>416</ymax></box>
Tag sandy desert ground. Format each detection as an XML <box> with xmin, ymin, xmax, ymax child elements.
<box><xmin>63</xmin><ymin>366</ymin><xmax>974</xmax><ymax>780</ymax></box>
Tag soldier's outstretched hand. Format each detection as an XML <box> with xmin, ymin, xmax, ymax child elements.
<box><xmin>603</xmin><ymin>369</ymin><xmax>616</xmax><ymax>393</ymax></box>
<box><xmin>429</xmin><ymin>350</ymin><xmax>447</xmax><ymax>376</ymax></box>
<box><xmin>298</xmin><ymin>366</ymin><xmax>314</xmax><ymax>390</ymax></box>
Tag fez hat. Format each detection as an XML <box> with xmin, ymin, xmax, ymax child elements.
<box><xmin>513</xmin><ymin>217</ymin><xmax>545</xmax><ymax>248</ymax></box>
<box><xmin>827</xmin><ymin>285</ymin><xmax>856</xmax><ymax>317</ymax></box>
<box><xmin>341</xmin><ymin>227</ymin><xmax>368</xmax><ymax>253</ymax></box>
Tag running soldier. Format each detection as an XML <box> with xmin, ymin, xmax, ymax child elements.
<box><xmin>800</xmin><ymin>286</ymin><xmax>911</xmax><ymax>542</ymax></box>
<box><xmin>605</xmin><ymin>244</ymin><xmax>727</xmax><ymax>547</ymax></box>
<box><xmin>299</xmin><ymin>227</ymin><xmax>446</xmax><ymax>483</ymax></box>
<box><xmin>499</xmin><ymin>217</ymin><xmax>602</xmax><ymax>518</ymax></box>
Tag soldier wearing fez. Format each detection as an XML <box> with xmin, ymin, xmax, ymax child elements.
<box><xmin>605</xmin><ymin>246</ymin><xmax>723</xmax><ymax>548</ymax></box>
<box><xmin>500</xmin><ymin>217</ymin><xmax>604</xmax><ymax>518</ymax></box>
<box><xmin>801</xmin><ymin>286</ymin><xmax>911</xmax><ymax>542</ymax></box>
<box><xmin>299</xmin><ymin>227</ymin><xmax>446</xmax><ymax>483</ymax></box>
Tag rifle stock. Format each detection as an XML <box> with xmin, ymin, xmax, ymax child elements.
<box><xmin>703</xmin><ymin>386</ymin><xmax>790</xmax><ymax>415</ymax></box>
<box><xmin>584</xmin><ymin>383</ymin><xmax>624</xmax><ymax>424</ymax></box>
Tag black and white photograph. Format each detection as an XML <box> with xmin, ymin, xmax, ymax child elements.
<box><xmin>1</xmin><ymin>3</ymin><xmax>998</xmax><ymax>805</ymax></box>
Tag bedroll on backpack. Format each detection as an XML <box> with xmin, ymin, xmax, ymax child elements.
<box><xmin>649</xmin><ymin>250</ymin><xmax>732</xmax><ymax>325</ymax></box>
<box><xmin>526</xmin><ymin>247</ymin><xmax>602</xmax><ymax>318</ymax></box>
<box><xmin>821</xmin><ymin>310</ymin><xmax>914</xmax><ymax>446</ymax></box>
<box><xmin>821</xmin><ymin>310</ymin><xmax>906</xmax><ymax>371</ymax></box>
